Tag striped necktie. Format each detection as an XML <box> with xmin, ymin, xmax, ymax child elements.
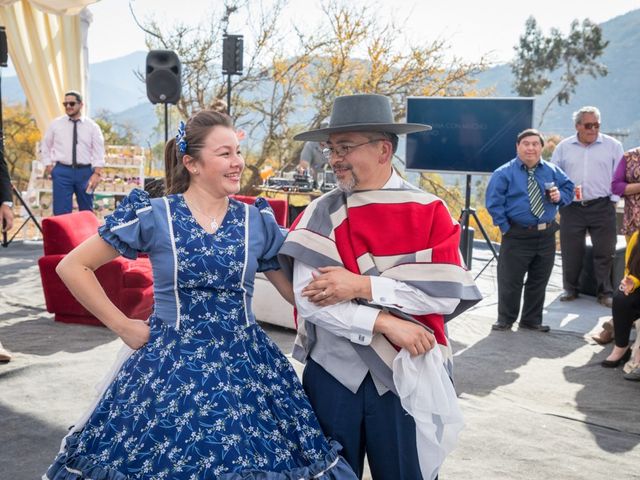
<box><xmin>527</xmin><ymin>167</ymin><xmax>545</xmax><ymax>218</ymax></box>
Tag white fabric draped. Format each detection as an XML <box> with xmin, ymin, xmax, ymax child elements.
<box><xmin>393</xmin><ymin>347</ymin><xmax>465</xmax><ymax>480</ymax></box>
<box><xmin>0</xmin><ymin>0</ymin><xmax>96</xmax><ymax>16</ymax></box>
<box><xmin>0</xmin><ymin>0</ymin><xmax>98</xmax><ymax>132</ymax></box>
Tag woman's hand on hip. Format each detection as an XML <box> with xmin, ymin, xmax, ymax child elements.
<box><xmin>118</xmin><ymin>318</ymin><xmax>151</xmax><ymax>350</ymax></box>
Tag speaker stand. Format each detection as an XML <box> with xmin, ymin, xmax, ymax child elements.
<box><xmin>164</xmin><ymin>103</ymin><xmax>169</xmax><ymax>143</ymax></box>
<box><xmin>226</xmin><ymin>74</ymin><xmax>232</xmax><ymax>116</ymax></box>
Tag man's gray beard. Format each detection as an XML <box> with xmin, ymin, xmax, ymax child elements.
<box><xmin>337</xmin><ymin>172</ymin><xmax>357</xmax><ymax>193</ymax></box>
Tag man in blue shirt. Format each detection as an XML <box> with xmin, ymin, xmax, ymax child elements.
<box><xmin>551</xmin><ymin>106</ymin><xmax>624</xmax><ymax>307</ymax></box>
<box><xmin>486</xmin><ymin>129</ymin><xmax>574</xmax><ymax>331</ymax></box>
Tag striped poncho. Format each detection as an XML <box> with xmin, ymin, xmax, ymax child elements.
<box><xmin>279</xmin><ymin>181</ymin><xmax>482</xmax><ymax>394</ymax></box>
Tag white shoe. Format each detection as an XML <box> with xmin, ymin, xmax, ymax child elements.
<box><xmin>623</xmin><ymin>359</ymin><xmax>638</xmax><ymax>374</ymax></box>
<box><xmin>0</xmin><ymin>341</ymin><xmax>11</xmax><ymax>362</ymax></box>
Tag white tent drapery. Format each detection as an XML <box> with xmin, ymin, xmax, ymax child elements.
<box><xmin>0</xmin><ymin>0</ymin><xmax>98</xmax><ymax>132</ymax></box>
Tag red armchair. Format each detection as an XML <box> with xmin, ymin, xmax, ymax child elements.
<box><xmin>38</xmin><ymin>211</ymin><xmax>154</xmax><ymax>327</ymax></box>
<box><xmin>231</xmin><ymin>195</ymin><xmax>288</xmax><ymax>227</ymax></box>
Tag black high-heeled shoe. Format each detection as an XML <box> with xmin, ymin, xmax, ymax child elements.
<box><xmin>601</xmin><ymin>347</ymin><xmax>631</xmax><ymax>368</ymax></box>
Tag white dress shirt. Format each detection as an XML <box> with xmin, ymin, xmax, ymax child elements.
<box><xmin>550</xmin><ymin>133</ymin><xmax>623</xmax><ymax>202</ymax></box>
<box><xmin>41</xmin><ymin>115</ymin><xmax>105</xmax><ymax>168</ymax></box>
<box><xmin>293</xmin><ymin>170</ymin><xmax>460</xmax><ymax>346</ymax></box>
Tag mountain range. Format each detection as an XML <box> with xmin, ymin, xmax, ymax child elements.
<box><xmin>474</xmin><ymin>8</ymin><xmax>640</xmax><ymax>148</ymax></box>
<box><xmin>2</xmin><ymin>8</ymin><xmax>638</xmax><ymax>149</ymax></box>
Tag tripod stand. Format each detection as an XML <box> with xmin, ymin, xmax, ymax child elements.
<box><xmin>1</xmin><ymin>185</ymin><xmax>42</xmax><ymax>247</ymax></box>
<box><xmin>458</xmin><ymin>174</ymin><xmax>498</xmax><ymax>274</ymax></box>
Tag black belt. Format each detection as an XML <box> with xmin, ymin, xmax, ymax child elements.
<box><xmin>510</xmin><ymin>221</ymin><xmax>556</xmax><ymax>231</ymax></box>
<box><xmin>57</xmin><ymin>163</ymin><xmax>92</xmax><ymax>169</ymax></box>
<box><xmin>571</xmin><ymin>196</ymin><xmax>609</xmax><ymax>207</ymax></box>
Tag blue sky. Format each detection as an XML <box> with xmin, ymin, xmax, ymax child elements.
<box><xmin>87</xmin><ymin>0</ymin><xmax>639</xmax><ymax>65</ymax></box>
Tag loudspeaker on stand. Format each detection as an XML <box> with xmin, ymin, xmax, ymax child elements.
<box><xmin>146</xmin><ymin>50</ymin><xmax>181</xmax><ymax>104</ymax></box>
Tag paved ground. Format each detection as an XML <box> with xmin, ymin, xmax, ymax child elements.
<box><xmin>1</xmin><ymin>240</ymin><xmax>639</xmax><ymax>479</ymax></box>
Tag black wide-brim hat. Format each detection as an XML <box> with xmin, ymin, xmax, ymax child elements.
<box><xmin>294</xmin><ymin>93</ymin><xmax>431</xmax><ymax>142</ymax></box>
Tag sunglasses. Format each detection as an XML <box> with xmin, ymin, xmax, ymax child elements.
<box><xmin>62</xmin><ymin>101</ymin><xmax>77</xmax><ymax>107</ymax></box>
<box><xmin>581</xmin><ymin>122</ymin><xmax>600</xmax><ymax>130</ymax></box>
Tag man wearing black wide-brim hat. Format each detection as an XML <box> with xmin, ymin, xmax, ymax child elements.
<box><xmin>279</xmin><ymin>94</ymin><xmax>482</xmax><ymax>479</ymax></box>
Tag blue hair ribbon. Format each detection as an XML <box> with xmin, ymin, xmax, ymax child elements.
<box><xmin>176</xmin><ymin>120</ymin><xmax>187</xmax><ymax>154</ymax></box>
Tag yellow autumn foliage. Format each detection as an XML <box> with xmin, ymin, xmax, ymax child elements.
<box><xmin>470</xmin><ymin>208</ymin><xmax>502</xmax><ymax>243</ymax></box>
<box><xmin>140</xmin><ymin>0</ymin><xmax>491</xmax><ymax>191</ymax></box>
<box><xmin>3</xmin><ymin>103</ymin><xmax>41</xmax><ymax>190</ymax></box>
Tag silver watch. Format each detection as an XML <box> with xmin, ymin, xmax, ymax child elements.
<box><xmin>2</xmin><ymin>201</ymin><xmax>13</xmax><ymax>208</ymax></box>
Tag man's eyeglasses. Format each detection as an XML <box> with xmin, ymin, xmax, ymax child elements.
<box><xmin>321</xmin><ymin>139</ymin><xmax>386</xmax><ymax>160</ymax></box>
<box><xmin>62</xmin><ymin>101</ymin><xmax>77</xmax><ymax>107</ymax></box>
<box><xmin>581</xmin><ymin>122</ymin><xmax>600</xmax><ymax>130</ymax></box>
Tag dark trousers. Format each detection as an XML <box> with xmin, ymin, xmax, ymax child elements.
<box><xmin>497</xmin><ymin>224</ymin><xmax>557</xmax><ymax>326</ymax></box>
<box><xmin>51</xmin><ymin>163</ymin><xmax>94</xmax><ymax>215</ymax></box>
<box><xmin>303</xmin><ymin>358</ymin><xmax>424</xmax><ymax>480</ymax></box>
<box><xmin>559</xmin><ymin>200</ymin><xmax>617</xmax><ymax>297</ymax></box>
<box><xmin>612</xmin><ymin>289</ymin><xmax>640</xmax><ymax>348</ymax></box>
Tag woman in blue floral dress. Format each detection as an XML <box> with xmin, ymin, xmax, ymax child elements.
<box><xmin>45</xmin><ymin>110</ymin><xmax>356</xmax><ymax>480</ymax></box>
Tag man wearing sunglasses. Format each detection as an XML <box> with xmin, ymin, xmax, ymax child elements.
<box><xmin>41</xmin><ymin>90</ymin><xmax>105</xmax><ymax>215</ymax></box>
<box><xmin>551</xmin><ymin>106</ymin><xmax>624</xmax><ymax>308</ymax></box>
<box><xmin>280</xmin><ymin>94</ymin><xmax>482</xmax><ymax>479</ymax></box>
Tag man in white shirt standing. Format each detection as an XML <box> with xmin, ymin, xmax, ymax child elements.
<box><xmin>551</xmin><ymin>106</ymin><xmax>624</xmax><ymax>307</ymax></box>
<box><xmin>41</xmin><ymin>90</ymin><xmax>105</xmax><ymax>215</ymax></box>
<box><xmin>280</xmin><ymin>94</ymin><xmax>481</xmax><ymax>479</ymax></box>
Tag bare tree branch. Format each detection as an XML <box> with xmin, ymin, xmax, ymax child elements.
<box><xmin>132</xmin><ymin>0</ymin><xmax>488</xmax><ymax>193</ymax></box>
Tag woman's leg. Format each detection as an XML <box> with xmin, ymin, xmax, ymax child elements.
<box><xmin>606</xmin><ymin>290</ymin><xmax>640</xmax><ymax>360</ymax></box>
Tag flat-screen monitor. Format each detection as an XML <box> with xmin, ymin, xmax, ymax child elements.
<box><xmin>405</xmin><ymin>97</ymin><xmax>534</xmax><ymax>174</ymax></box>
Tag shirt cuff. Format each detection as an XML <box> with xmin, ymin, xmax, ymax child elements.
<box><xmin>349</xmin><ymin>305</ymin><xmax>378</xmax><ymax>345</ymax></box>
<box><xmin>370</xmin><ymin>276</ymin><xmax>397</xmax><ymax>305</ymax></box>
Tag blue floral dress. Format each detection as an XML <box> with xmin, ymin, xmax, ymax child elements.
<box><xmin>45</xmin><ymin>189</ymin><xmax>355</xmax><ymax>480</ymax></box>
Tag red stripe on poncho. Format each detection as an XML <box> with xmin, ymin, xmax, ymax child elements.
<box><xmin>329</xmin><ymin>199</ymin><xmax>462</xmax><ymax>346</ymax></box>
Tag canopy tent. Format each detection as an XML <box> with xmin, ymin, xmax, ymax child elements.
<box><xmin>0</xmin><ymin>0</ymin><xmax>98</xmax><ymax>133</ymax></box>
